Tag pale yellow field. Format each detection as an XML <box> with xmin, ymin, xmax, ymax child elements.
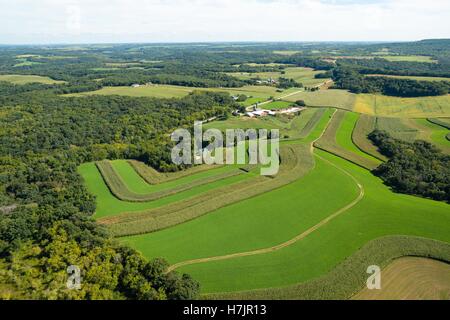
<box><xmin>354</xmin><ymin>94</ymin><xmax>450</xmax><ymax>117</ymax></box>
<box><xmin>354</xmin><ymin>257</ymin><xmax>450</xmax><ymax>300</ymax></box>
<box><xmin>0</xmin><ymin>74</ymin><xmax>65</xmax><ymax>85</ymax></box>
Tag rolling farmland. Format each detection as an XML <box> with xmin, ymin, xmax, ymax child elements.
<box><xmin>78</xmin><ymin>101</ymin><xmax>450</xmax><ymax>296</ymax></box>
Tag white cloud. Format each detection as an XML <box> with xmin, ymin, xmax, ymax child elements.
<box><xmin>1</xmin><ymin>0</ymin><xmax>449</xmax><ymax>43</ymax></box>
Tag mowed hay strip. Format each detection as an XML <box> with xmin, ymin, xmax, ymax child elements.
<box><xmin>428</xmin><ymin>118</ymin><xmax>450</xmax><ymax>130</ymax></box>
<box><xmin>101</xmin><ymin>144</ymin><xmax>315</xmax><ymax>237</ymax></box>
<box><xmin>314</xmin><ymin>110</ymin><xmax>380</xmax><ymax>170</ymax></box>
<box><xmin>298</xmin><ymin>108</ymin><xmax>326</xmax><ymax>139</ymax></box>
<box><xmin>352</xmin><ymin>114</ymin><xmax>387</xmax><ymax>161</ymax></box>
<box><xmin>205</xmin><ymin>236</ymin><xmax>450</xmax><ymax>300</ymax></box>
<box><xmin>129</xmin><ymin>160</ymin><xmax>223</xmax><ymax>185</ymax></box>
<box><xmin>96</xmin><ymin>160</ymin><xmax>244</xmax><ymax>202</ymax></box>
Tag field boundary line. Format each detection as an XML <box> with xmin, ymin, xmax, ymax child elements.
<box><xmin>166</xmin><ymin>111</ymin><xmax>368</xmax><ymax>273</ymax></box>
<box><xmin>167</xmin><ymin>151</ymin><xmax>364</xmax><ymax>272</ymax></box>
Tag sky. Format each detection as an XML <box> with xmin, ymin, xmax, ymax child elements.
<box><xmin>1</xmin><ymin>0</ymin><xmax>450</xmax><ymax>44</ymax></box>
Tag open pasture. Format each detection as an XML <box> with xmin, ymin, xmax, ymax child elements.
<box><xmin>0</xmin><ymin>74</ymin><xmax>65</xmax><ymax>84</ymax></box>
<box><xmin>352</xmin><ymin>114</ymin><xmax>387</xmax><ymax>161</ymax></box>
<box><xmin>284</xmin><ymin>89</ymin><xmax>357</xmax><ymax>111</ymax></box>
<box><xmin>170</xmin><ymin>150</ymin><xmax>450</xmax><ymax>293</ymax></box>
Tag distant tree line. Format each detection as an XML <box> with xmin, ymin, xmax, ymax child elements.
<box><xmin>332</xmin><ymin>67</ymin><xmax>450</xmax><ymax>97</ymax></box>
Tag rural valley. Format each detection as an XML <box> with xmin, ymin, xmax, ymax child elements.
<box><xmin>0</xmin><ymin>39</ymin><xmax>449</xmax><ymax>301</ymax></box>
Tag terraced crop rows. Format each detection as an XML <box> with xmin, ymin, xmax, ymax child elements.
<box><xmin>78</xmin><ymin>104</ymin><xmax>450</xmax><ymax>297</ymax></box>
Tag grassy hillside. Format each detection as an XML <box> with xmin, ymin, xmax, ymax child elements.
<box><xmin>173</xmin><ymin>150</ymin><xmax>450</xmax><ymax>293</ymax></box>
<box><xmin>353</xmin><ymin>257</ymin><xmax>450</xmax><ymax>300</ymax></box>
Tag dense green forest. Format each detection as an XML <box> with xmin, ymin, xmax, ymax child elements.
<box><xmin>369</xmin><ymin>130</ymin><xmax>450</xmax><ymax>202</ymax></box>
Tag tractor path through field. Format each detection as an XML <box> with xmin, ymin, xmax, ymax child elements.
<box><xmin>167</xmin><ymin>110</ymin><xmax>366</xmax><ymax>273</ymax></box>
<box><xmin>167</xmin><ymin>152</ymin><xmax>364</xmax><ymax>272</ymax></box>
<box><xmin>245</xmin><ymin>88</ymin><xmax>305</xmax><ymax>111</ymax></box>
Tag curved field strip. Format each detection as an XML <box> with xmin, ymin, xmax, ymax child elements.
<box><xmin>129</xmin><ymin>160</ymin><xmax>224</xmax><ymax>185</ymax></box>
<box><xmin>84</xmin><ymin>109</ymin><xmax>335</xmax><ymax>236</ymax></box>
<box><xmin>206</xmin><ymin>236</ymin><xmax>450</xmax><ymax>300</ymax></box>
<box><xmin>412</xmin><ymin>119</ymin><xmax>450</xmax><ymax>153</ymax></box>
<box><xmin>96</xmin><ymin>160</ymin><xmax>245</xmax><ymax>202</ymax></box>
<box><xmin>105</xmin><ymin>143</ymin><xmax>315</xmax><ymax>236</ymax></box>
<box><xmin>353</xmin><ymin>257</ymin><xmax>450</xmax><ymax>300</ymax></box>
<box><xmin>314</xmin><ymin>110</ymin><xmax>380</xmax><ymax>170</ymax></box>
<box><xmin>122</xmin><ymin>152</ymin><xmax>359</xmax><ymax>267</ymax></box>
<box><xmin>171</xmin><ymin>150</ymin><xmax>450</xmax><ymax>294</ymax></box>
<box><xmin>77</xmin><ymin>162</ymin><xmax>253</xmax><ymax>219</ymax></box>
<box><xmin>352</xmin><ymin>114</ymin><xmax>387</xmax><ymax>161</ymax></box>
<box><xmin>335</xmin><ymin>112</ymin><xmax>382</xmax><ymax>164</ymax></box>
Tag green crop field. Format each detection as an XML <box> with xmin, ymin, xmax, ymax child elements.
<box><xmin>315</xmin><ymin>110</ymin><xmax>380</xmax><ymax>169</ymax></box>
<box><xmin>77</xmin><ymin>161</ymin><xmax>254</xmax><ymax>219</ymax></box>
<box><xmin>0</xmin><ymin>74</ymin><xmax>65</xmax><ymax>84</ymax></box>
<box><xmin>97</xmin><ymin>160</ymin><xmax>245</xmax><ymax>202</ymax></box>
<box><xmin>171</xmin><ymin>149</ymin><xmax>450</xmax><ymax>293</ymax></box>
<box><xmin>263</xmin><ymin>101</ymin><xmax>293</xmax><ymax>110</ymax></box>
<box><xmin>66</xmin><ymin>84</ymin><xmax>195</xmax><ymax>98</ymax></box>
<box><xmin>335</xmin><ymin>112</ymin><xmax>381</xmax><ymax>164</ymax></box>
<box><xmin>77</xmin><ymin>104</ymin><xmax>450</xmax><ymax>296</ymax></box>
<box><xmin>352</xmin><ymin>114</ymin><xmax>387</xmax><ymax>161</ymax></box>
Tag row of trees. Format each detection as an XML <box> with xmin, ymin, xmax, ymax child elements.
<box><xmin>332</xmin><ymin>67</ymin><xmax>450</xmax><ymax>97</ymax></box>
<box><xmin>369</xmin><ymin>130</ymin><xmax>450</xmax><ymax>202</ymax></box>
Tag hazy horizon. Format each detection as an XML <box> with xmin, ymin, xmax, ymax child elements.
<box><xmin>1</xmin><ymin>0</ymin><xmax>450</xmax><ymax>45</ymax></box>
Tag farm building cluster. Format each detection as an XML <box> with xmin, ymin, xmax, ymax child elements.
<box><xmin>245</xmin><ymin>106</ymin><xmax>305</xmax><ymax>118</ymax></box>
